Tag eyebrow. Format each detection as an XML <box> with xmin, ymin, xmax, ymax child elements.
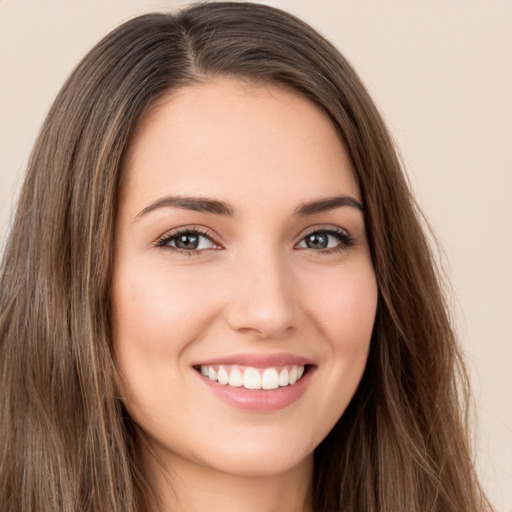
<box><xmin>136</xmin><ymin>194</ymin><xmax>364</xmax><ymax>219</ymax></box>
<box><xmin>294</xmin><ymin>195</ymin><xmax>364</xmax><ymax>216</ymax></box>
<box><xmin>136</xmin><ymin>196</ymin><xmax>235</xmax><ymax>218</ymax></box>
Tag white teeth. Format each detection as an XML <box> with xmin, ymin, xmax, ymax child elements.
<box><xmin>278</xmin><ymin>368</ymin><xmax>289</xmax><ymax>387</ymax></box>
<box><xmin>243</xmin><ymin>367</ymin><xmax>261</xmax><ymax>389</ymax></box>
<box><xmin>199</xmin><ymin>364</ymin><xmax>306</xmax><ymax>389</ymax></box>
<box><xmin>261</xmin><ymin>368</ymin><xmax>279</xmax><ymax>390</ymax></box>
<box><xmin>228</xmin><ymin>368</ymin><xmax>243</xmax><ymax>387</ymax></box>
<box><xmin>217</xmin><ymin>366</ymin><xmax>229</xmax><ymax>385</ymax></box>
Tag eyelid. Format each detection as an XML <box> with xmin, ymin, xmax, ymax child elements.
<box><xmin>295</xmin><ymin>224</ymin><xmax>355</xmax><ymax>252</ymax></box>
<box><xmin>155</xmin><ymin>225</ymin><xmax>223</xmax><ymax>251</ymax></box>
<box><xmin>297</xmin><ymin>224</ymin><xmax>352</xmax><ymax>240</ymax></box>
<box><xmin>153</xmin><ymin>223</ymin><xmax>355</xmax><ymax>254</ymax></box>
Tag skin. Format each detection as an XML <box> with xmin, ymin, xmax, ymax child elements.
<box><xmin>112</xmin><ymin>77</ymin><xmax>378</xmax><ymax>512</ymax></box>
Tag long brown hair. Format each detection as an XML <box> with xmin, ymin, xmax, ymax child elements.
<box><xmin>0</xmin><ymin>3</ymin><xmax>492</xmax><ymax>511</ymax></box>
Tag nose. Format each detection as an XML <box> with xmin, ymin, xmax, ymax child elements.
<box><xmin>225</xmin><ymin>249</ymin><xmax>296</xmax><ymax>339</ymax></box>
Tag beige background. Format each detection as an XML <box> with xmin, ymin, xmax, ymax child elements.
<box><xmin>1</xmin><ymin>1</ymin><xmax>511</xmax><ymax>510</ymax></box>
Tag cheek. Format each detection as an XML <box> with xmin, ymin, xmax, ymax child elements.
<box><xmin>111</xmin><ymin>263</ymin><xmax>217</xmax><ymax>423</ymax></box>
<box><xmin>306</xmin><ymin>262</ymin><xmax>378</xmax><ymax>351</ymax></box>
<box><xmin>302</xmin><ymin>262</ymin><xmax>377</xmax><ymax>424</ymax></box>
<box><xmin>112</xmin><ymin>262</ymin><xmax>221</xmax><ymax>358</ymax></box>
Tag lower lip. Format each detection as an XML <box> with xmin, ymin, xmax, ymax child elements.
<box><xmin>196</xmin><ymin>367</ymin><xmax>315</xmax><ymax>412</ymax></box>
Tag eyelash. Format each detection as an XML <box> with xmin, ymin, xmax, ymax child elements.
<box><xmin>297</xmin><ymin>226</ymin><xmax>355</xmax><ymax>254</ymax></box>
<box><xmin>155</xmin><ymin>226</ymin><xmax>220</xmax><ymax>255</ymax></box>
<box><xmin>155</xmin><ymin>226</ymin><xmax>355</xmax><ymax>255</ymax></box>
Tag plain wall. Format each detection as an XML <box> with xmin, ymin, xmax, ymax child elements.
<box><xmin>1</xmin><ymin>1</ymin><xmax>511</xmax><ymax>510</ymax></box>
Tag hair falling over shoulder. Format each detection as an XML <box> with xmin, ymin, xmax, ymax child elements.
<box><xmin>0</xmin><ymin>2</ymin><xmax>493</xmax><ymax>511</ymax></box>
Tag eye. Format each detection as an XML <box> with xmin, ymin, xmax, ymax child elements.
<box><xmin>156</xmin><ymin>228</ymin><xmax>220</xmax><ymax>252</ymax></box>
<box><xmin>296</xmin><ymin>228</ymin><xmax>354</xmax><ymax>253</ymax></box>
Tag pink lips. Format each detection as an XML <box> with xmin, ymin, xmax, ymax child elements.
<box><xmin>193</xmin><ymin>352</ymin><xmax>313</xmax><ymax>368</ymax></box>
<box><xmin>193</xmin><ymin>352</ymin><xmax>315</xmax><ymax>412</ymax></box>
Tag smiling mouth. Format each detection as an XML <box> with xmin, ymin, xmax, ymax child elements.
<box><xmin>193</xmin><ymin>364</ymin><xmax>311</xmax><ymax>390</ymax></box>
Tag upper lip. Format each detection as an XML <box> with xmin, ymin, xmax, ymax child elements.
<box><xmin>192</xmin><ymin>352</ymin><xmax>315</xmax><ymax>368</ymax></box>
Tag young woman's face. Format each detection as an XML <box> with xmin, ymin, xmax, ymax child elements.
<box><xmin>112</xmin><ymin>78</ymin><xmax>377</xmax><ymax>479</ymax></box>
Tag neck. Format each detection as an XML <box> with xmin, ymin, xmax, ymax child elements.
<box><xmin>142</xmin><ymin>445</ymin><xmax>314</xmax><ymax>512</ymax></box>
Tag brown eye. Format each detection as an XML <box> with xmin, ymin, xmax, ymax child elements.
<box><xmin>174</xmin><ymin>233</ymin><xmax>201</xmax><ymax>250</ymax></box>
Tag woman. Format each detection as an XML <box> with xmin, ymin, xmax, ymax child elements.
<box><xmin>0</xmin><ymin>2</ymin><xmax>493</xmax><ymax>511</ymax></box>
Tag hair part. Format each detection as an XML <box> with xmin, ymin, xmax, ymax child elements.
<box><xmin>0</xmin><ymin>3</ymin><xmax>492</xmax><ymax>511</ymax></box>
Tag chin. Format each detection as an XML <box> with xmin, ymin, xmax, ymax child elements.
<box><xmin>204</xmin><ymin>451</ymin><xmax>312</xmax><ymax>479</ymax></box>
<box><xmin>191</xmin><ymin>429</ymin><xmax>316</xmax><ymax>478</ymax></box>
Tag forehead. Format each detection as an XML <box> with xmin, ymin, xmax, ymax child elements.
<box><xmin>121</xmin><ymin>77</ymin><xmax>359</xmax><ymax>213</ymax></box>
